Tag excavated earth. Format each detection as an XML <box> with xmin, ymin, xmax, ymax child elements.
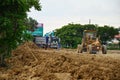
<box><xmin>0</xmin><ymin>41</ymin><xmax>120</xmax><ymax>80</ymax></box>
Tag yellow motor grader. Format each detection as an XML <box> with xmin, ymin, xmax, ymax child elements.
<box><xmin>77</xmin><ymin>30</ymin><xmax>107</xmax><ymax>54</ymax></box>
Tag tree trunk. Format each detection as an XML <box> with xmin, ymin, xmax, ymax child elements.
<box><xmin>0</xmin><ymin>53</ymin><xmax>6</xmax><ymax>67</ymax></box>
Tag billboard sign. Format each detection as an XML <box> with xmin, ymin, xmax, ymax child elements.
<box><xmin>37</xmin><ymin>23</ymin><xmax>43</xmax><ymax>27</ymax></box>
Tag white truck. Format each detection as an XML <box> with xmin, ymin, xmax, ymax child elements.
<box><xmin>34</xmin><ymin>36</ymin><xmax>60</xmax><ymax>49</ymax></box>
<box><xmin>35</xmin><ymin>37</ymin><xmax>46</xmax><ymax>48</ymax></box>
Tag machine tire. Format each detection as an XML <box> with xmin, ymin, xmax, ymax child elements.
<box><xmin>79</xmin><ymin>45</ymin><xmax>83</xmax><ymax>53</ymax></box>
<box><xmin>77</xmin><ymin>44</ymin><xmax>83</xmax><ymax>53</ymax></box>
<box><xmin>102</xmin><ymin>45</ymin><xmax>107</xmax><ymax>54</ymax></box>
<box><xmin>87</xmin><ymin>45</ymin><xmax>92</xmax><ymax>54</ymax></box>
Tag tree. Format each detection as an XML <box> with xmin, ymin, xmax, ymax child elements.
<box><xmin>55</xmin><ymin>23</ymin><xmax>83</xmax><ymax>48</ymax></box>
<box><xmin>0</xmin><ymin>0</ymin><xmax>41</xmax><ymax>67</ymax></box>
<box><xmin>97</xmin><ymin>25</ymin><xmax>118</xmax><ymax>44</ymax></box>
<box><xmin>83</xmin><ymin>24</ymin><xmax>97</xmax><ymax>30</ymax></box>
<box><xmin>25</xmin><ymin>17</ymin><xmax>38</xmax><ymax>31</ymax></box>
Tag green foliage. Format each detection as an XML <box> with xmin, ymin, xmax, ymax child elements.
<box><xmin>0</xmin><ymin>0</ymin><xmax>41</xmax><ymax>66</ymax></box>
<box><xmin>97</xmin><ymin>25</ymin><xmax>118</xmax><ymax>43</ymax></box>
<box><xmin>25</xmin><ymin>17</ymin><xmax>38</xmax><ymax>31</ymax></box>
<box><xmin>107</xmin><ymin>44</ymin><xmax>120</xmax><ymax>50</ymax></box>
<box><xmin>55</xmin><ymin>23</ymin><xmax>83</xmax><ymax>48</ymax></box>
<box><xmin>55</xmin><ymin>23</ymin><xmax>118</xmax><ymax>48</ymax></box>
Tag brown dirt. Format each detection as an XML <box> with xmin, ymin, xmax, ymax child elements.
<box><xmin>0</xmin><ymin>41</ymin><xmax>120</xmax><ymax>80</ymax></box>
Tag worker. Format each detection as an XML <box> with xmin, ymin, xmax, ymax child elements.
<box><xmin>45</xmin><ymin>36</ymin><xmax>49</xmax><ymax>49</ymax></box>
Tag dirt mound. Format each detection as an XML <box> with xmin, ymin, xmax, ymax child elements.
<box><xmin>21</xmin><ymin>41</ymin><xmax>39</xmax><ymax>49</ymax></box>
<box><xmin>0</xmin><ymin>42</ymin><xmax>120</xmax><ymax>80</ymax></box>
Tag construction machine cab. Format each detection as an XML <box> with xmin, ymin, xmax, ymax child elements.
<box><xmin>83</xmin><ymin>30</ymin><xmax>97</xmax><ymax>44</ymax></box>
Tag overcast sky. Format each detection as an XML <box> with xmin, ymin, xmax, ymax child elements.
<box><xmin>27</xmin><ymin>0</ymin><xmax>120</xmax><ymax>34</ymax></box>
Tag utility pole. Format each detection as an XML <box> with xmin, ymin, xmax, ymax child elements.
<box><xmin>89</xmin><ymin>19</ymin><xmax>91</xmax><ymax>24</ymax></box>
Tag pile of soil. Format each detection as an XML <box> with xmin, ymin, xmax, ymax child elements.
<box><xmin>0</xmin><ymin>41</ymin><xmax>120</xmax><ymax>80</ymax></box>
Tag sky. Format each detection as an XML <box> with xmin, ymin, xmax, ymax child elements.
<box><xmin>27</xmin><ymin>0</ymin><xmax>120</xmax><ymax>34</ymax></box>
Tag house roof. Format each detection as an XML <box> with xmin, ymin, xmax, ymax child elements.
<box><xmin>115</xmin><ymin>34</ymin><xmax>120</xmax><ymax>38</ymax></box>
